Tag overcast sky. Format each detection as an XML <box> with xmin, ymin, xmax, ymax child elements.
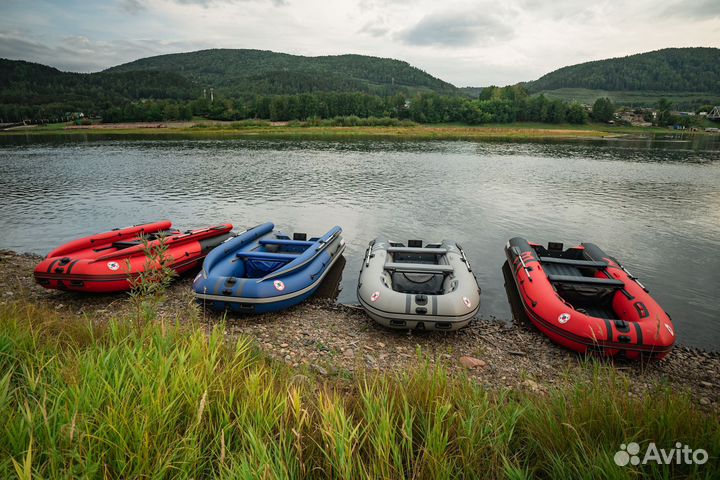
<box><xmin>1</xmin><ymin>0</ymin><xmax>718</xmax><ymax>86</ymax></box>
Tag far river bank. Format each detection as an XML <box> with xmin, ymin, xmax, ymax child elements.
<box><xmin>3</xmin><ymin>120</ymin><xmax>717</xmax><ymax>142</ymax></box>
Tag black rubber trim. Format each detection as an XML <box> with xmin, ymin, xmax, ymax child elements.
<box><xmin>604</xmin><ymin>319</ymin><xmax>613</xmax><ymax>341</ymax></box>
<box><xmin>358</xmin><ymin>295</ymin><xmax>478</xmax><ymax>320</ymax></box>
<box><xmin>634</xmin><ymin>322</ymin><xmax>643</xmax><ymax>346</ymax></box>
<box><xmin>66</xmin><ymin>259</ymin><xmax>80</xmax><ymax>274</ymax></box>
<box><xmin>46</xmin><ymin>259</ymin><xmax>60</xmax><ymax>273</ymax></box>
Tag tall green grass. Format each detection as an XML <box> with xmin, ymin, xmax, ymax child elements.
<box><xmin>0</xmin><ymin>300</ymin><xmax>717</xmax><ymax>478</ymax></box>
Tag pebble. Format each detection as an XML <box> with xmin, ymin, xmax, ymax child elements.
<box><xmin>343</xmin><ymin>349</ymin><xmax>354</xmax><ymax>358</ymax></box>
<box><xmin>312</xmin><ymin>364</ymin><xmax>328</xmax><ymax>376</ymax></box>
<box><xmin>700</xmin><ymin>381</ymin><xmax>713</xmax><ymax>388</ymax></box>
<box><xmin>280</xmin><ymin>343</ymin><xmax>289</xmax><ymax>348</ymax></box>
<box><xmin>699</xmin><ymin>397</ymin><xmax>711</xmax><ymax>406</ymax></box>
<box><xmin>523</xmin><ymin>379</ymin><xmax>541</xmax><ymax>392</ymax></box>
<box><xmin>365</xmin><ymin>354</ymin><xmax>376</xmax><ymax>365</ymax></box>
<box><xmin>459</xmin><ymin>356</ymin><xmax>486</xmax><ymax>369</ymax></box>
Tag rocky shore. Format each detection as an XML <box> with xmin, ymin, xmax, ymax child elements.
<box><xmin>2</xmin><ymin>249</ymin><xmax>718</xmax><ymax>410</ymax></box>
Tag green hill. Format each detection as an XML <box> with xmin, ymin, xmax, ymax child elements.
<box><xmin>105</xmin><ymin>49</ymin><xmax>457</xmax><ymax>96</ymax></box>
<box><xmin>0</xmin><ymin>58</ymin><xmax>199</xmax><ymax>121</ymax></box>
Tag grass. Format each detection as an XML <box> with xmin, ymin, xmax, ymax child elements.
<box><xmin>2</xmin><ymin>120</ymin><xmax>696</xmax><ymax>141</ymax></box>
<box><xmin>536</xmin><ymin>88</ymin><xmax>720</xmax><ymax>109</ymax></box>
<box><xmin>0</xmin><ymin>299</ymin><xmax>718</xmax><ymax>479</ymax></box>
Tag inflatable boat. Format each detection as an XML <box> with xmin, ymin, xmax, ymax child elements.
<box><xmin>357</xmin><ymin>238</ymin><xmax>481</xmax><ymax>330</ymax></box>
<box><xmin>505</xmin><ymin>238</ymin><xmax>675</xmax><ymax>359</ymax></box>
<box><xmin>34</xmin><ymin>221</ymin><xmax>233</xmax><ymax>293</ymax></box>
<box><xmin>193</xmin><ymin>222</ymin><xmax>345</xmax><ymax>313</ymax></box>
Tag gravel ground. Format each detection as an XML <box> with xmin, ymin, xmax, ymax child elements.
<box><xmin>2</xmin><ymin>249</ymin><xmax>718</xmax><ymax>410</ymax></box>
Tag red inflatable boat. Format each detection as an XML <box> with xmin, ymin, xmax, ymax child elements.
<box><xmin>505</xmin><ymin>238</ymin><xmax>675</xmax><ymax>360</ymax></box>
<box><xmin>34</xmin><ymin>221</ymin><xmax>233</xmax><ymax>293</ymax></box>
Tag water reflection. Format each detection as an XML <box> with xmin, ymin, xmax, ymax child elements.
<box><xmin>0</xmin><ymin>135</ymin><xmax>718</xmax><ymax>349</ymax></box>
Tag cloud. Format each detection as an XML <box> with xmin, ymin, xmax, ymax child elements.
<box><xmin>660</xmin><ymin>0</ymin><xmax>720</xmax><ymax>19</ymax></box>
<box><xmin>120</xmin><ymin>0</ymin><xmax>146</xmax><ymax>13</ymax></box>
<box><xmin>359</xmin><ymin>15</ymin><xmax>390</xmax><ymax>37</ymax></box>
<box><xmin>399</xmin><ymin>10</ymin><xmax>514</xmax><ymax>47</ymax></box>
<box><xmin>169</xmin><ymin>0</ymin><xmax>288</xmax><ymax>7</ymax></box>
<box><xmin>0</xmin><ymin>31</ymin><xmax>205</xmax><ymax>72</ymax></box>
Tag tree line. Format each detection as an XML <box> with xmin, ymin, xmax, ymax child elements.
<box><xmin>63</xmin><ymin>86</ymin><xmax>598</xmax><ymax>125</ymax></box>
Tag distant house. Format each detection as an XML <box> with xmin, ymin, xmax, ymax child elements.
<box><xmin>618</xmin><ymin>110</ymin><xmax>652</xmax><ymax>127</ymax></box>
<box><xmin>64</xmin><ymin>112</ymin><xmax>85</xmax><ymax>121</ymax></box>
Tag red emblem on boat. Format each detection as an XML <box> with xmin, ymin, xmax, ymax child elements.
<box><xmin>370</xmin><ymin>291</ymin><xmax>380</xmax><ymax>302</ymax></box>
<box><xmin>274</xmin><ymin>280</ymin><xmax>285</xmax><ymax>291</ymax></box>
<box><xmin>107</xmin><ymin>261</ymin><xmax>120</xmax><ymax>271</ymax></box>
<box><xmin>558</xmin><ymin>313</ymin><xmax>571</xmax><ymax>324</ymax></box>
<box><xmin>463</xmin><ymin>296</ymin><xmax>472</xmax><ymax>308</ymax></box>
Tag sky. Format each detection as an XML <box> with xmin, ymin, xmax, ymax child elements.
<box><xmin>1</xmin><ymin>0</ymin><xmax>719</xmax><ymax>86</ymax></box>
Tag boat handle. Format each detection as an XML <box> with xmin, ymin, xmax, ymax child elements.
<box><xmin>620</xmin><ymin>265</ymin><xmax>648</xmax><ymax>292</ymax></box>
<box><xmin>315</xmin><ymin>230</ymin><xmax>340</xmax><ymax>251</ymax></box>
<box><xmin>511</xmin><ymin>246</ymin><xmax>532</xmax><ymax>282</ymax></box>
<box><xmin>457</xmin><ymin>244</ymin><xmax>472</xmax><ymax>272</ymax></box>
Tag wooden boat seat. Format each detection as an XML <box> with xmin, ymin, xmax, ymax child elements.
<box><xmin>387</xmin><ymin>247</ymin><xmax>448</xmax><ymax>254</ymax></box>
<box><xmin>539</xmin><ymin>257</ymin><xmax>607</xmax><ymax>268</ymax></box>
<box><xmin>384</xmin><ymin>262</ymin><xmax>453</xmax><ymax>274</ymax></box>
<box><xmin>258</xmin><ymin>239</ymin><xmax>314</xmax><ymax>247</ymax></box>
<box><xmin>236</xmin><ymin>251</ymin><xmax>300</xmax><ymax>261</ymax></box>
<box><xmin>547</xmin><ymin>274</ymin><xmax>624</xmax><ymax>288</ymax></box>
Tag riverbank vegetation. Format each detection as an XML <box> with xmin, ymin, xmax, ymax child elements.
<box><xmin>0</xmin><ymin>298</ymin><xmax>717</xmax><ymax>478</ymax></box>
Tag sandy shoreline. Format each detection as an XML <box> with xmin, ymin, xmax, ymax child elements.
<box><xmin>1</xmin><ymin>249</ymin><xmax>718</xmax><ymax>409</ymax></box>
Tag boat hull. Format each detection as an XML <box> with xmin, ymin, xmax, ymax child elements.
<box><xmin>193</xmin><ymin>222</ymin><xmax>345</xmax><ymax>314</ymax></box>
<box><xmin>34</xmin><ymin>222</ymin><xmax>233</xmax><ymax>293</ymax></box>
<box><xmin>505</xmin><ymin>237</ymin><xmax>675</xmax><ymax>360</ymax></box>
<box><xmin>357</xmin><ymin>238</ymin><xmax>481</xmax><ymax>331</ymax></box>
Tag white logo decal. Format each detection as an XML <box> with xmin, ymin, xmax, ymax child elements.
<box><xmin>370</xmin><ymin>291</ymin><xmax>380</xmax><ymax>302</ymax></box>
<box><xmin>665</xmin><ymin>324</ymin><xmax>674</xmax><ymax>336</ymax></box>
<box><xmin>558</xmin><ymin>313</ymin><xmax>571</xmax><ymax>324</ymax></box>
<box><xmin>463</xmin><ymin>296</ymin><xmax>472</xmax><ymax>308</ymax></box>
<box><xmin>107</xmin><ymin>261</ymin><xmax>120</xmax><ymax>271</ymax></box>
<box><xmin>273</xmin><ymin>280</ymin><xmax>285</xmax><ymax>291</ymax></box>
<box><xmin>614</xmin><ymin>442</ymin><xmax>707</xmax><ymax>466</ymax></box>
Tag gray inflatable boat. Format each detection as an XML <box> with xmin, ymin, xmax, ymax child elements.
<box><xmin>357</xmin><ymin>238</ymin><xmax>481</xmax><ymax>330</ymax></box>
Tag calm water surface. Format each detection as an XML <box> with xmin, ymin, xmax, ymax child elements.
<box><xmin>1</xmin><ymin>134</ymin><xmax>718</xmax><ymax>349</ymax></box>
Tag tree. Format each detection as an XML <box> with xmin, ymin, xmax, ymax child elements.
<box><xmin>591</xmin><ymin>97</ymin><xmax>615</xmax><ymax>122</ymax></box>
<box><xmin>566</xmin><ymin>103</ymin><xmax>588</xmax><ymax>124</ymax></box>
<box><xmin>656</xmin><ymin>98</ymin><xmax>675</xmax><ymax>126</ymax></box>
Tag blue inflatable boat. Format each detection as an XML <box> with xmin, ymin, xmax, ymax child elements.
<box><xmin>193</xmin><ymin>222</ymin><xmax>345</xmax><ymax>313</ymax></box>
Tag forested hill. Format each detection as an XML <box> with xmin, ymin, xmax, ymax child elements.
<box><xmin>0</xmin><ymin>58</ymin><xmax>199</xmax><ymax>117</ymax></box>
<box><xmin>104</xmin><ymin>49</ymin><xmax>457</xmax><ymax>95</ymax></box>
<box><xmin>525</xmin><ymin>48</ymin><xmax>720</xmax><ymax>93</ymax></box>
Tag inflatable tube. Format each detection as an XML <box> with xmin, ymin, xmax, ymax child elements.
<box><xmin>193</xmin><ymin>222</ymin><xmax>345</xmax><ymax>314</ymax></box>
<box><xmin>34</xmin><ymin>221</ymin><xmax>233</xmax><ymax>293</ymax></box>
<box><xmin>357</xmin><ymin>237</ymin><xmax>481</xmax><ymax>330</ymax></box>
<box><xmin>505</xmin><ymin>237</ymin><xmax>675</xmax><ymax>360</ymax></box>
